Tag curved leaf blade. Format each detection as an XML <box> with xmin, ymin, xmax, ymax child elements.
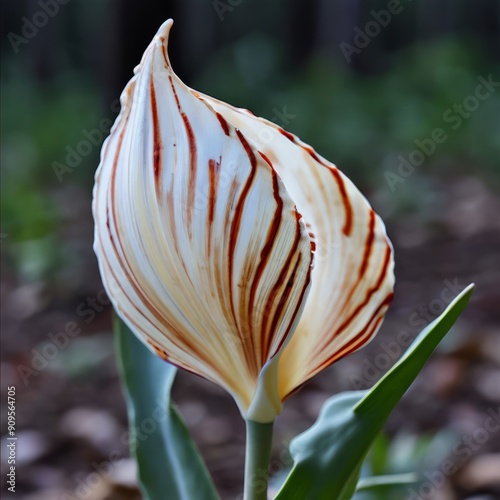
<box><xmin>276</xmin><ymin>284</ymin><xmax>474</xmax><ymax>500</ymax></box>
<box><xmin>115</xmin><ymin>316</ymin><xmax>219</xmax><ymax>500</ymax></box>
<box><xmin>355</xmin><ymin>473</ymin><xmax>418</xmax><ymax>492</ymax></box>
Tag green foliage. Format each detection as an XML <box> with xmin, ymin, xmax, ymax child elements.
<box><xmin>1</xmin><ymin>73</ymin><xmax>102</xmax><ymax>280</ymax></box>
<box><xmin>115</xmin><ymin>316</ymin><xmax>218</xmax><ymax>500</ymax></box>
<box><xmin>275</xmin><ymin>284</ymin><xmax>473</xmax><ymax>500</ymax></box>
<box><xmin>1</xmin><ymin>73</ymin><xmax>102</xmax><ymax>187</ymax></box>
<box><xmin>354</xmin><ymin>473</ymin><xmax>418</xmax><ymax>497</ymax></box>
<box><xmin>352</xmin><ymin>432</ymin><xmax>433</xmax><ymax>500</ymax></box>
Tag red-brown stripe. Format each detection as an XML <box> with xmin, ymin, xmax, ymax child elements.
<box><xmin>328</xmin><ymin>317</ymin><xmax>384</xmax><ymax>368</ymax></box>
<box><xmin>247</xmin><ymin>165</ymin><xmax>283</xmax><ymax>364</ymax></box>
<box><xmin>269</xmin><ymin>253</ymin><xmax>312</xmax><ymax>360</ymax></box>
<box><xmin>159</xmin><ymin>37</ymin><xmax>169</xmax><ymax>68</ymax></box>
<box><xmin>340</xmin><ymin>209</ymin><xmax>377</xmax><ymax>311</ymax></box>
<box><xmin>358</xmin><ymin>210</ymin><xmax>375</xmax><ymax>280</ymax></box>
<box><xmin>182</xmin><ymin>114</ymin><xmax>197</xmax><ymax>226</ymax></box>
<box><xmin>168</xmin><ymin>75</ymin><xmax>197</xmax><ymax>229</ymax></box>
<box><xmin>207</xmin><ymin>158</ymin><xmax>221</xmax><ymax>255</ymax></box>
<box><xmin>150</xmin><ymin>80</ymin><xmax>162</xmax><ymax>194</ymax></box>
<box><xmin>341</xmin><ymin>293</ymin><xmax>393</xmax><ymax>357</ymax></box>
<box><xmin>265</xmin><ymin>255</ymin><xmax>302</xmax><ymax>359</ymax></box>
<box><xmin>307</xmin><ymin>231</ymin><xmax>316</xmax><ymax>252</ymax></box>
<box><xmin>228</xmin><ymin>130</ymin><xmax>257</xmax><ymax>345</ymax></box>
<box><xmin>258</xmin><ymin>196</ymin><xmax>313</xmax><ymax>362</ymax></box>
<box><xmin>169</xmin><ymin>75</ymin><xmax>181</xmax><ymax>110</ymax></box>
<box><xmin>304</xmin><ymin>145</ymin><xmax>323</xmax><ymax>164</ymax></box>
<box><xmin>279</xmin><ymin>127</ymin><xmax>295</xmax><ymax>143</ymax></box>
<box><xmin>260</xmin><ymin>229</ymin><xmax>301</xmax><ymax>355</ymax></box>
<box><xmin>332</xmin><ymin>243</ymin><xmax>392</xmax><ymax>340</ymax></box>
<box><xmin>216</xmin><ymin>112</ymin><xmax>230</xmax><ymax>136</ymax></box>
<box><xmin>371</xmin><ymin>244</ymin><xmax>392</xmax><ymax>294</ymax></box>
<box><xmin>150</xmin><ymin>342</ymin><xmax>170</xmax><ymax>361</ymax></box>
<box><xmin>316</xmin><ymin>292</ymin><xmax>393</xmax><ymax>371</ymax></box>
<box><xmin>259</xmin><ymin>151</ymin><xmax>273</xmax><ymax>168</ymax></box>
<box><xmin>330</xmin><ymin>167</ymin><xmax>353</xmax><ymax>236</ymax></box>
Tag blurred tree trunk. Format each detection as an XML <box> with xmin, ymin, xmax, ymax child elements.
<box><xmin>317</xmin><ymin>0</ymin><xmax>361</xmax><ymax>66</ymax></box>
<box><xmin>110</xmin><ymin>0</ymin><xmax>182</xmax><ymax>96</ymax></box>
<box><xmin>416</xmin><ymin>0</ymin><xmax>457</xmax><ymax>39</ymax></box>
<box><xmin>287</xmin><ymin>0</ymin><xmax>319</xmax><ymax>70</ymax></box>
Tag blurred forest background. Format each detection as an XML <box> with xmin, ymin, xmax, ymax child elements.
<box><xmin>1</xmin><ymin>0</ymin><xmax>500</xmax><ymax>499</ymax></box>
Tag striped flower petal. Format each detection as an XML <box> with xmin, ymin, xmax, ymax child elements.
<box><xmin>94</xmin><ymin>19</ymin><xmax>395</xmax><ymax>423</ymax></box>
<box><xmin>194</xmin><ymin>93</ymin><xmax>395</xmax><ymax>399</ymax></box>
<box><xmin>93</xmin><ymin>20</ymin><xmax>313</xmax><ymax>422</ymax></box>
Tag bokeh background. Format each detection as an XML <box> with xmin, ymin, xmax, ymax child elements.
<box><xmin>1</xmin><ymin>0</ymin><xmax>500</xmax><ymax>499</ymax></box>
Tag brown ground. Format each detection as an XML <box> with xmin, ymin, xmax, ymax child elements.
<box><xmin>1</xmin><ymin>176</ymin><xmax>499</xmax><ymax>500</ymax></box>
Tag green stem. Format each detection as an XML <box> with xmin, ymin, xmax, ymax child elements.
<box><xmin>244</xmin><ymin>419</ymin><xmax>274</xmax><ymax>500</ymax></box>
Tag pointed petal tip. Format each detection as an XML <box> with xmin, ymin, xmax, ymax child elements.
<box><xmin>132</xmin><ymin>18</ymin><xmax>174</xmax><ymax>76</ymax></box>
<box><xmin>156</xmin><ymin>18</ymin><xmax>174</xmax><ymax>38</ymax></box>
<box><xmin>153</xmin><ymin>19</ymin><xmax>174</xmax><ymax>58</ymax></box>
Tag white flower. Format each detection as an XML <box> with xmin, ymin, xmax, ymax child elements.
<box><xmin>93</xmin><ymin>19</ymin><xmax>394</xmax><ymax>423</ymax></box>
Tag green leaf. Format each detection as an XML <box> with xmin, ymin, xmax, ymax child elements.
<box><xmin>276</xmin><ymin>284</ymin><xmax>473</xmax><ymax>500</ymax></box>
<box><xmin>355</xmin><ymin>473</ymin><xmax>418</xmax><ymax>492</ymax></box>
<box><xmin>115</xmin><ymin>316</ymin><xmax>219</xmax><ymax>500</ymax></box>
<box><xmin>367</xmin><ymin>433</ymin><xmax>389</xmax><ymax>476</ymax></box>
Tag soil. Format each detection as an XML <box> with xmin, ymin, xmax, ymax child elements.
<box><xmin>1</xmin><ymin>176</ymin><xmax>499</xmax><ymax>500</ymax></box>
